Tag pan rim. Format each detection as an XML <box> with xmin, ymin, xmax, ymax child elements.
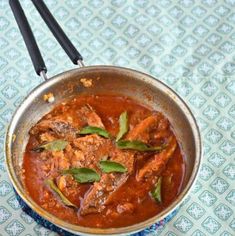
<box><xmin>5</xmin><ymin>65</ymin><xmax>202</xmax><ymax>235</ymax></box>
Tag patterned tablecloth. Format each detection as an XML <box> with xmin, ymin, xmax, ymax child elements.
<box><xmin>0</xmin><ymin>0</ymin><xmax>235</xmax><ymax>235</ymax></box>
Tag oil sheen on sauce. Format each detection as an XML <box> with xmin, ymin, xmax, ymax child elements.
<box><xmin>23</xmin><ymin>95</ymin><xmax>185</xmax><ymax>228</ymax></box>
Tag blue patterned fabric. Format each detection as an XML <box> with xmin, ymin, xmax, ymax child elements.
<box><xmin>0</xmin><ymin>0</ymin><xmax>234</xmax><ymax>235</ymax></box>
<box><xmin>15</xmin><ymin>190</ymin><xmax>179</xmax><ymax>235</ymax></box>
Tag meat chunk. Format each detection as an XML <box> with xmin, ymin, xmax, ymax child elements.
<box><xmin>51</xmin><ymin>150</ymin><xmax>71</xmax><ymax>171</ymax></box>
<box><xmin>30</xmin><ymin>105</ymin><xmax>104</xmax><ymax>141</ymax></box>
<box><xmin>70</xmin><ymin>150</ymin><xmax>85</xmax><ymax>168</ymax></box>
<box><xmin>128</xmin><ymin>110</ymin><xmax>151</xmax><ymax>130</ymax></box>
<box><xmin>80</xmin><ymin>114</ymin><xmax>170</xmax><ymax>215</ymax></box>
<box><xmin>71</xmin><ymin>133</ymin><xmax>136</xmax><ymax>215</ymax></box>
<box><xmin>37</xmin><ymin>111</ymin><xmax>175</xmax><ymax>216</ymax></box>
<box><xmin>38</xmin><ymin>134</ymin><xmax>112</xmax><ymax>181</ymax></box>
<box><xmin>39</xmin><ymin>149</ymin><xmax>71</xmax><ymax>177</ymax></box>
<box><xmin>137</xmin><ymin>136</ymin><xmax>177</xmax><ymax>180</ymax></box>
<box><xmin>30</xmin><ymin>118</ymin><xmax>78</xmax><ymax>141</ymax></box>
<box><xmin>40</xmin><ymin>132</ymin><xmax>56</xmax><ymax>142</ymax></box>
<box><xmin>56</xmin><ymin>174</ymin><xmax>83</xmax><ymax>207</ymax></box>
<box><xmin>77</xmin><ymin>105</ymin><xmax>104</xmax><ymax>128</ymax></box>
<box><xmin>80</xmin><ymin>149</ymin><xmax>135</xmax><ymax>215</ymax></box>
<box><xmin>125</xmin><ymin>113</ymin><xmax>175</xmax><ymax>181</ymax></box>
<box><xmin>126</xmin><ymin>113</ymin><xmax>169</xmax><ymax>144</ymax></box>
<box><xmin>80</xmin><ymin>173</ymin><xmax>128</xmax><ymax>215</ymax></box>
<box><xmin>72</xmin><ymin>134</ymin><xmax>112</xmax><ymax>168</ymax></box>
<box><xmin>109</xmin><ymin>149</ymin><xmax>135</xmax><ymax>172</ymax></box>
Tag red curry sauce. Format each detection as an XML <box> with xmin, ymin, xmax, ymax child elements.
<box><xmin>23</xmin><ymin>95</ymin><xmax>185</xmax><ymax>228</ymax></box>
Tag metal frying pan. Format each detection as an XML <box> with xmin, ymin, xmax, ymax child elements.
<box><xmin>5</xmin><ymin>0</ymin><xmax>201</xmax><ymax>235</ymax></box>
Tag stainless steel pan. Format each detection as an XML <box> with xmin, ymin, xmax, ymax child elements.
<box><xmin>5</xmin><ymin>0</ymin><xmax>202</xmax><ymax>235</ymax></box>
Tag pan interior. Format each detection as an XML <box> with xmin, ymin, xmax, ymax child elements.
<box><xmin>6</xmin><ymin>66</ymin><xmax>201</xmax><ymax>235</ymax></box>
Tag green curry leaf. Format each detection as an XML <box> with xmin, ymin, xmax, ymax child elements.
<box><xmin>116</xmin><ymin>111</ymin><xmax>128</xmax><ymax>141</ymax></box>
<box><xmin>62</xmin><ymin>167</ymin><xmax>100</xmax><ymax>183</ymax></box>
<box><xmin>79</xmin><ymin>126</ymin><xmax>110</xmax><ymax>138</ymax></box>
<box><xmin>151</xmin><ymin>177</ymin><xmax>162</xmax><ymax>203</ymax></box>
<box><xmin>45</xmin><ymin>179</ymin><xmax>77</xmax><ymax>208</ymax></box>
<box><xmin>116</xmin><ymin>140</ymin><xmax>166</xmax><ymax>152</ymax></box>
<box><xmin>99</xmin><ymin>160</ymin><xmax>127</xmax><ymax>173</ymax></box>
<box><xmin>33</xmin><ymin>140</ymin><xmax>68</xmax><ymax>152</ymax></box>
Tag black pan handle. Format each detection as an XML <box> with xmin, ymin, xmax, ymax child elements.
<box><xmin>31</xmin><ymin>0</ymin><xmax>83</xmax><ymax>65</ymax></box>
<box><xmin>9</xmin><ymin>0</ymin><xmax>47</xmax><ymax>76</ymax></box>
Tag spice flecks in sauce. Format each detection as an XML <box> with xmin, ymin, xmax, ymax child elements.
<box><xmin>23</xmin><ymin>95</ymin><xmax>185</xmax><ymax>228</ymax></box>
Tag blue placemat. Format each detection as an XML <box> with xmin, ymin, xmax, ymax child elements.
<box><xmin>0</xmin><ymin>0</ymin><xmax>234</xmax><ymax>235</ymax></box>
<box><xmin>14</xmin><ymin>189</ymin><xmax>179</xmax><ymax>236</ymax></box>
